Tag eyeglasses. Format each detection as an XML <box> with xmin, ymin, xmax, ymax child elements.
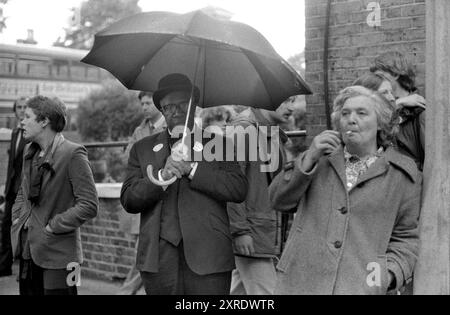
<box><xmin>161</xmin><ymin>101</ymin><xmax>190</xmax><ymax>115</ymax></box>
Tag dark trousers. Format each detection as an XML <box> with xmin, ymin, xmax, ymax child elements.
<box><xmin>140</xmin><ymin>239</ymin><xmax>231</xmax><ymax>295</ymax></box>
<box><xmin>19</xmin><ymin>259</ymin><xmax>78</xmax><ymax>296</ymax></box>
<box><xmin>0</xmin><ymin>199</ymin><xmax>13</xmax><ymax>273</ymax></box>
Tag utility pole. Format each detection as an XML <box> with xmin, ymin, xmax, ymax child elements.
<box><xmin>414</xmin><ymin>0</ymin><xmax>450</xmax><ymax>295</ymax></box>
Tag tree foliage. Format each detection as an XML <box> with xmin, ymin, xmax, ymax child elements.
<box><xmin>0</xmin><ymin>0</ymin><xmax>9</xmax><ymax>33</ymax></box>
<box><xmin>54</xmin><ymin>0</ymin><xmax>141</xmax><ymax>49</ymax></box>
<box><xmin>287</xmin><ymin>51</ymin><xmax>306</xmax><ymax>77</ymax></box>
<box><xmin>77</xmin><ymin>79</ymin><xmax>144</xmax><ymax>142</ymax></box>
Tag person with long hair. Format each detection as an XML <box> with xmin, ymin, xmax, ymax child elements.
<box><xmin>370</xmin><ymin>51</ymin><xmax>426</xmax><ymax>170</ymax></box>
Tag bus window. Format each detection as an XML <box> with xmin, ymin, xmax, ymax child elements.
<box><xmin>17</xmin><ymin>59</ymin><xmax>50</xmax><ymax>77</ymax></box>
<box><xmin>52</xmin><ymin>59</ymin><xmax>70</xmax><ymax>79</ymax></box>
<box><xmin>29</xmin><ymin>60</ymin><xmax>50</xmax><ymax>77</ymax></box>
<box><xmin>0</xmin><ymin>57</ymin><xmax>15</xmax><ymax>75</ymax></box>
<box><xmin>17</xmin><ymin>59</ymin><xmax>29</xmax><ymax>76</ymax></box>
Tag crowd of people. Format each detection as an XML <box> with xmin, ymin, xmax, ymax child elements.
<box><xmin>0</xmin><ymin>51</ymin><xmax>425</xmax><ymax>295</ymax></box>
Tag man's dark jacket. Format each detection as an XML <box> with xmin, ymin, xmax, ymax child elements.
<box><xmin>4</xmin><ymin>128</ymin><xmax>26</xmax><ymax>201</ymax></box>
<box><xmin>120</xmin><ymin>130</ymin><xmax>248</xmax><ymax>275</ymax></box>
<box><xmin>227</xmin><ymin>112</ymin><xmax>284</xmax><ymax>258</ymax></box>
<box><xmin>0</xmin><ymin>127</ymin><xmax>26</xmax><ymax>272</ymax></box>
<box><xmin>11</xmin><ymin>134</ymin><xmax>98</xmax><ymax>269</ymax></box>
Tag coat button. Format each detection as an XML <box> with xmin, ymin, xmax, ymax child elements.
<box><xmin>339</xmin><ymin>207</ymin><xmax>348</xmax><ymax>214</ymax></box>
<box><xmin>334</xmin><ymin>241</ymin><xmax>342</xmax><ymax>249</ymax></box>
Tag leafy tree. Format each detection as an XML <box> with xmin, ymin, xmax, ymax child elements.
<box><xmin>77</xmin><ymin>79</ymin><xmax>144</xmax><ymax>142</ymax></box>
<box><xmin>54</xmin><ymin>0</ymin><xmax>141</xmax><ymax>49</ymax></box>
<box><xmin>0</xmin><ymin>0</ymin><xmax>9</xmax><ymax>33</ymax></box>
<box><xmin>287</xmin><ymin>51</ymin><xmax>306</xmax><ymax>77</ymax></box>
<box><xmin>77</xmin><ymin>79</ymin><xmax>144</xmax><ymax>182</ymax></box>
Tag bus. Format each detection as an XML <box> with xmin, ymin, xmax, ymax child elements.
<box><xmin>0</xmin><ymin>43</ymin><xmax>110</xmax><ymax>130</ymax></box>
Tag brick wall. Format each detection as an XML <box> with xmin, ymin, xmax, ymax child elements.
<box><xmin>81</xmin><ymin>197</ymin><xmax>135</xmax><ymax>281</ymax></box>
<box><xmin>305</xmin><ymin>0</ymin><xmax>426</xmax><ymax>138</ymax></box>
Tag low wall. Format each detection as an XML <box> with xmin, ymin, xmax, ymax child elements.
<box><xmin>81</xmin><ymin>183</ymin><xmax>136</xmax><ymax>281</ymax></box>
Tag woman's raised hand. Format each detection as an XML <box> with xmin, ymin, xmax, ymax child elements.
<box><xmin>301</xmin><ymin>130</ymin><xmax>342</xmax><ymax>172</ymax></box>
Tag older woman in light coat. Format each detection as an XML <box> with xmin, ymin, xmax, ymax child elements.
<box><xmin>269</xmin><ymin>86</ymin><xmax>422</xmax><ymax>295</ymax></box>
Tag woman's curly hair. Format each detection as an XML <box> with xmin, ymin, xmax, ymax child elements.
<box><xmin>332</xmin><ymin>86</ymin><xmax>399</xmax><ymax>148</ymax></box>
<box><xmin>201</xmin><ymin>106</ymin><xmax>236</xmax><ymax>127</ymax></box>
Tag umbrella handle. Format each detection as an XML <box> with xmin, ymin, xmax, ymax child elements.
<box><xmin>146</xmin><ymin>164</ymin><xmax>177</xmax><ymax>186</ymax></box>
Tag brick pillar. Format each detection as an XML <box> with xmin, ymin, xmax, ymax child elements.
<box><xmin>414</xmin><ymin>0</ymin><xmax>450</xmax><ymax>295</ymax></box>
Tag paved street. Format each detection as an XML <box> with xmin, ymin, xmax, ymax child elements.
<box><xmin>0</xmin><ymin>262</ymin><xmax>121</xmax><ymax>295</ymax></box>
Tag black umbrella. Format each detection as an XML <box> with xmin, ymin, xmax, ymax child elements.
<box><xmin>82</xmin><ymin>8</ymin><xmax>312</xmax><ymax>185</ymax></box>
<box><xmin>82</xmin><ymin>8</ymin><xmax>311</xmax><ymax>110</ymax></box>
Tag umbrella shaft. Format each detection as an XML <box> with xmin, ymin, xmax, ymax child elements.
<box><xmin>182</xmin><ymin>44</ymin><xmax>205</xmax><ymax>146</ymax></box>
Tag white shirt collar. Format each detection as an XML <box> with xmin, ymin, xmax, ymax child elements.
<box><xmin>153</xmin><ymin>115</ymin><xmax>166</xmax><ymax>130</ymax></box>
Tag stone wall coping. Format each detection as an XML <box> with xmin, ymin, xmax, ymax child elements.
<box><xmin>96</xmin><ymin>183</ymin><xmax>122</xmax><ymax>199</ymax></box>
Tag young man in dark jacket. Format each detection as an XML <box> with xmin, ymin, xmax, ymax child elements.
<box><xmin>0</xmin><ymin>97</ymin><xmax>28</xmax><ymax>277</ymax></box>
<box><xmin>227</xmin><ymin>108</ymin><xmax>286</xmax><ymax>295</ymax></box>
<box><xmin>11</xmin><ymin>96</ymin><xmax>98</xmax><ymax>295</ymax></box>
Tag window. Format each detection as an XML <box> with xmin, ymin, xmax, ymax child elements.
<box><xmin>0</xmin><ymin>57</ymin><xmax>15</xmax><ymax>75</ymax></box>
<box><xmin>17</xmin><ymin>59</ymin><xmax>51</xmax><ymax>78</ymax></box>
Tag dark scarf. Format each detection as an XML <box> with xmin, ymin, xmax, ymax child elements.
<box><xmin>25</xmin><ymin>142</ymin><xmax>56</xmax><ymax>206</ymax></box>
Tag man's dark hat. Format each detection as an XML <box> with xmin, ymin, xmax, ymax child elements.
<box><xmin>153</xmin><ymin>73</ymin><xmax>200</xmax><ymax>109</ymax></box>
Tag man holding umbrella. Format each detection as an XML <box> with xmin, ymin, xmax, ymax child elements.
<box><xmin>120</xmin><ymin>73</ymin><xmax>248</xmax><ymax>295</ymax></box>
<box><xmin>83</xmin><ymin>8</ymin><xmax>311</xmax><ymax>295</ymax></box>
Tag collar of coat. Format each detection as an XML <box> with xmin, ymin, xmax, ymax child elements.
<box><xmin>328</xmin><ymin>145</ymin><xmax>419</xmax><ymax>185</ymax></box>
<box><xmin>141</xmin><ymin>115</ymin><xmax>166</xmax><ymax>130</ymax></box>
<box><xmin>24</xmin><ymin>133</ymin><xmax>65</xmax><ymax>162</ymax></box>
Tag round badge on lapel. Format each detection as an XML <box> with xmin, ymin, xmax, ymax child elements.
<box><xmin>193</xmin><ymin>141</ymin><xmax>203</xmax><ymax>152</ymax></box>
<box><xmin>153</xmin><ymin>144</ymin><xmax>164</xmax><ymax>152</ymax></box>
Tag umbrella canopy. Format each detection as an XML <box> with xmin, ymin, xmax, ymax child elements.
<box><xmin>82</xmin><ymin>9</ymin><xmax>312</xmax><ymax>111</ymax></box>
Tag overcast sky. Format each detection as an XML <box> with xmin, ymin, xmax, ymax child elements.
<box><xmin>0</xmin><ymin>0</ymin><xmax>305</xmax><ymax>59</ymax></box>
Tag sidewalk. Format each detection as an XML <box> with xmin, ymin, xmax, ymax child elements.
<box><xmin>0</xmin><ymin>262</ymin><xmax>121</xmax><ymax>295</ymax></box>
